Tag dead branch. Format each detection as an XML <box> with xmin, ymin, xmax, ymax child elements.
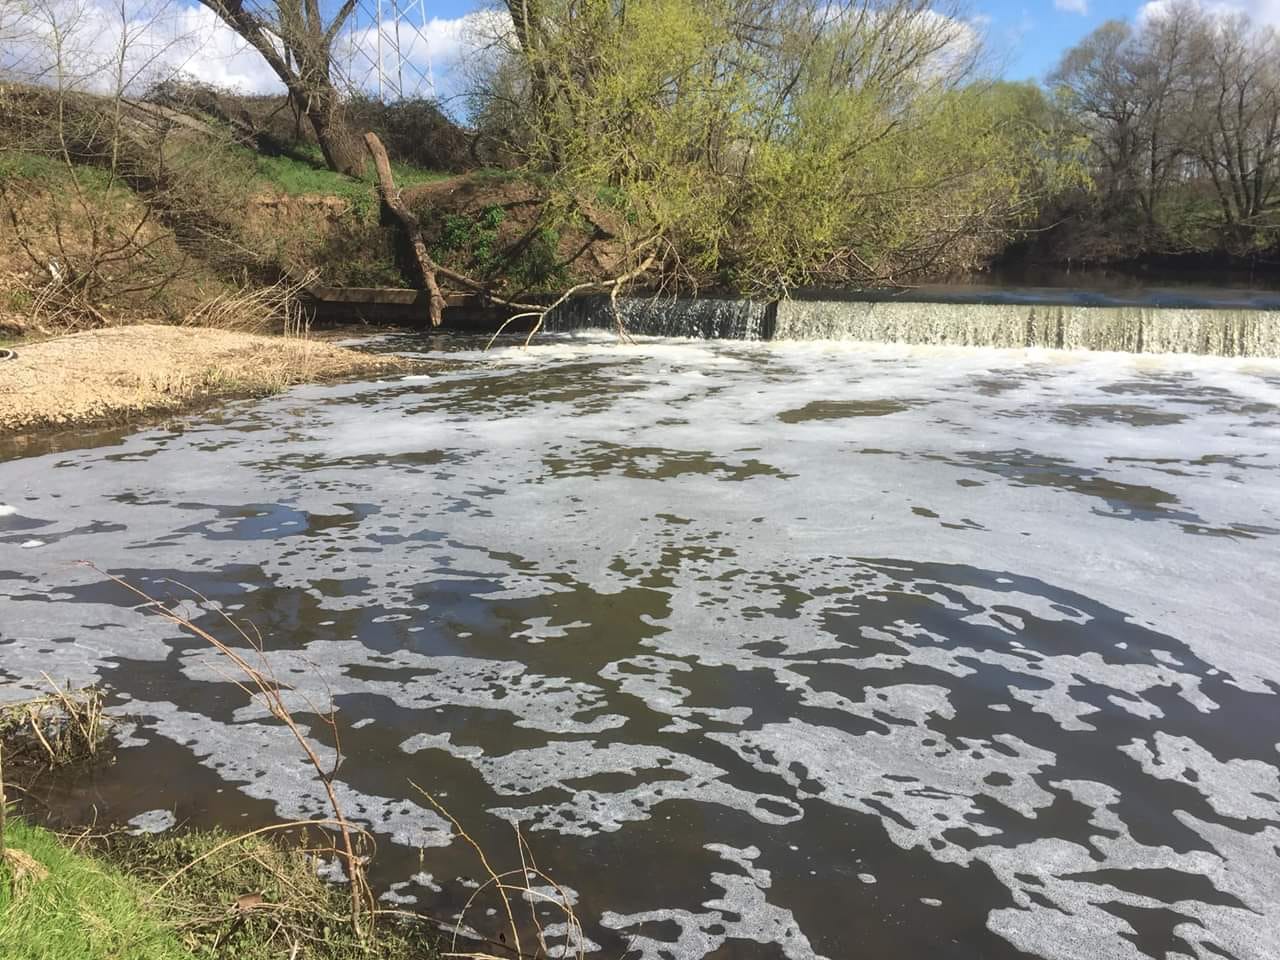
<box><xmin>363</xmin><ymin>131</ymin><xmax>449</xmax><ymax>328</ymax></box>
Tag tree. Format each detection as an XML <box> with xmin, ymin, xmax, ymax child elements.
<box><xmin>1185</xmin><ymin>10</ymin><xmax>1280</xmax><ymax>246</ymax></box>
<box><xmin>470</xmin><ymin>0</ymin><xmax>1052</xmax><ymax>293</ymax></box>
<box><xmin>194</xmin><ymin>0</ymin><xmax>366</xmax><ymax>176</ymax></box>
<box><xmin>1050</xmin><ymin>1</ymin><xmax>1280</xmax><ymax>256</ymax></box>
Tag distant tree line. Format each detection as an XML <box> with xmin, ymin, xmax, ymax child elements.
<box><xmin>1039</xmin><ymin>0</ymin><xmax>1280</xmax><ymax>262</ymax></box>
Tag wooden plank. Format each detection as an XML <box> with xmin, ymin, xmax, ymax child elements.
<box><xmin>308</xmin><ymin>286</ymin><xmax>476</xmax><ymax>307</ymax></box>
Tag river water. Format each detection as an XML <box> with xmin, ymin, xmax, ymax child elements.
<box><xmin>3</xmin><ymin>332</ymin><xmax>1280</xmax><ymax>959</ymax></box>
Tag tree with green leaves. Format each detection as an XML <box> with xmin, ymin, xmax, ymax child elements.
<box><xmin>472</xmin><ymin>0</ymin><xmax>1064</xmax><ymax>293</ymax></box>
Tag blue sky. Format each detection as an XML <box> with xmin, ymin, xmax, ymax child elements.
<box><xmin>975</xmin><ymin>0</ymin><xmax>1150</xmax><ymax>81</ymax></box>
<box><xmin>408</xmin><ymin>0</ymin><xmax>1157</xmax><ymax>85</ymax></box>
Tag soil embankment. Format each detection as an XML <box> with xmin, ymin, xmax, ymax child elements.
<box><xmin>0</xmin><ymin>325</ymin><xmax>409</xmax><ymax>433</ymax></box>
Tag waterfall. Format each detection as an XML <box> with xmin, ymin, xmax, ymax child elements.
<box><xmin>545</xmin><ymin>295</ymin><xmax>774</xmax><ymax>340</ymax></box>
<box><xmin>772</xmin><ymin>300</ymin><xmax>1280</xmax><ymax>357</ymax></box>
<box><xmin>538</xmin><ymin>294</ymin><xmax>1280</xmax><ymax>357</ymax></box>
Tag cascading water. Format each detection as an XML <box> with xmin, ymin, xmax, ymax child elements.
<box><xmin>772</xmin><ymin>300</ymin><xmax>1280</xmax><ymax>357</ymax></box>
<box><xmin>544</xmin><ymin>294</ymin><xmax>774</xmax><ymax>339</ymax></box>
<box><xmin>543</xmin><ymin>293</ymin><xmax>1280</xmax><ymax>357</ymax></box>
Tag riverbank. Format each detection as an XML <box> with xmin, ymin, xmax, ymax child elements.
<box><xmin>1</xmin><ymin>687</ymin><xmax>439</xmax><ymax>960</ymax></box>
<box><xmin>0</xmin><ymin>325</ymin><xmax>412</xmax><ymax>435</ymax></box>
<box><xmin>1</xmin><ymin>819</ymin><xmax>440</xmax><ymax>960</ymax></box>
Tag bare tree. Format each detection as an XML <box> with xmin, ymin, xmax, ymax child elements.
<box><xmin>194</xmin><ymin>0</ymin><xmax>366</xmax><ymax>176</ymax></box>
<box><xmin>1052</xmin><ymin>1</ymin><xmax>1280</xmax><ymax>253</ymax></box>
<box><xmin>1186</xmin><ymin>10</ymin><xmax>1280</xmax><ymax>244</ymax></box>
<box><xmin>1050</xmin><ymin>21</ymin><xmax>1145</xmax><ymax>218</ymax></box>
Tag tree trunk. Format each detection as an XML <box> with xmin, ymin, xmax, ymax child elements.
<box><xmin>308</xmin><ymin>92</ymin><xmax>365</xmax><ymax>178</ymax></box>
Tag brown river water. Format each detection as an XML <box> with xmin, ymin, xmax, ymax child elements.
<box><xmin>2</xmin><ymin>332</ymin><xmax>1280</xmax><ymax>959</ymax></box>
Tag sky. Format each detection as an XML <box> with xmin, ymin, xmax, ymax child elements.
<box><xmin>975</xmin><ymin>0</ymin><xmax>1278</xmax><ymax>81</ymax></box>
<box><xmin>980</xmin><ymin>0</ymin><xmax>1150</xmax><ymax>81</ymax></box>
<box><xmin>5</xmin><ymin>0</ymin><xmax>1280</xmax><ymax>108</ymax></box>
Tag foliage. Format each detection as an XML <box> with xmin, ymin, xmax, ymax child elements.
<box><xmin>474</xmin><ymin>0</ymin><xmax>1069</xmax><ymax>293</ymax></box>
<box><xmin>0</xmin><ymin>820</ymin><xmax>190</xmax><ymax>960</ymax></box>
<box><xmin>508</xmin><ymin>227</ymin><xmax>569</xmax><ymax>290</ymax></box>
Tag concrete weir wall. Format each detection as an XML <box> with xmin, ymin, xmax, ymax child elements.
<box><xmin>546</xmin><ymin>295</ymin><xmax>773</xmax><ymax>340</ymax></box>
<box><xmin>773</xmin><ymin>300</ymin><xmax>1280</xmax><ymax>357</ymax></box>
<box><xmin>542</xmin><ymin>293</ymin><xmax>1280</xmax><ymax>357</ymax></box>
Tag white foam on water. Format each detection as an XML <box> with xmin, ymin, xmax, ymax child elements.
<box><xmin>2</xmin><ymin>336</ymin><xmax>1279</xmax><ymax>959</ymax></box>
<box><xmin>127</xmin><ymin>809</ymin><xmax>177</xmax><ymax>835</ymax></box>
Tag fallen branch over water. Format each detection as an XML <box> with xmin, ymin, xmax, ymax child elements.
<box><xmin>363</xmin><ymin>130</ymin><xmax>659</xmax><ymax>342</ymax></box>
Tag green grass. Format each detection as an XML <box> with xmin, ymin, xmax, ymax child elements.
<box><xmin>1</xmin><ymin>820</ymin><xmax>190</xmax><ymax>960</ymax></box>
<box><xmin>246</xmin><ymin>145</ymin><xmax>449</xmax><ymax>202</ymax></box>
<box><xmin>0</xmin><ymin>149</ymin><xmax>115</xmax><ymax>195</ymax></box>
<box><xmin>0</xmin><ymin>819</ymin><xmax>441</xmax><ymax>960</ymax></box>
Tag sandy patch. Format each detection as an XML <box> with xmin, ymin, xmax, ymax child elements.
<box><xmin>0</xmin><ymin>324</ymin><xmax>409</xmax><ymax>433</ymax></box>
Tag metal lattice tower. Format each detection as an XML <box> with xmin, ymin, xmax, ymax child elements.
<box><xmin>338</xmin><ymin>0</ymin><xmax>437</xmax><ymax>101</ymax></box>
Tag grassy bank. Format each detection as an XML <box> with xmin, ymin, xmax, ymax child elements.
<box><xmin>1</xmin><ymin>820</ymin><xmax>439</xmax><ymax>960</ymax></box>
<box><xmin>0</xmin><ymin>684</ymin><xmax>440</xmax><ymax>960</ymax></box>
<box><xmin>0</xmin><ymin>325</ymin><xmax>412</xmax><ymax>434</ymax></box>
<box><xmin>1</xmin><ymin>819</ymin><xmax>189</xmax><ymax>960</ymax></box>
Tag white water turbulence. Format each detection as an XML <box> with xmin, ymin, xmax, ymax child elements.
<box><xmin>774</xmin><ymin>301</ymin><xmax>1280</xmax><ymax>356</ymax></box>
<box><xmin>2</xmin><ymin>334</ymin><xmax>1280</xmax><ymax>960</ymax></box>
<box><xmin>546</xmin><ymin>294</ymin><xmax>1280</xmax><ymax>357</ymax></box>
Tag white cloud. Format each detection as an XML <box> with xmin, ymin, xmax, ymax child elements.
<box><xmin>1054</xmin><ymin>0</ymin><xmax>1089</xmax><ymax>15</ymax></box>
<box><xmin>1138</xmin><ymin>0</ymin><xmax>1280</xmax><ymax>26</ymax></box>
<box><xmin>0</xmin><ymin>0</ymin><xmax>505</xmax><ymax>100</ymax></box>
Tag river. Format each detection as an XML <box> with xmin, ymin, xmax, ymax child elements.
<box><xmin>2</xmin><ymin>331</ymin><xmax>1279</xmax><ymax>959</ymax></box>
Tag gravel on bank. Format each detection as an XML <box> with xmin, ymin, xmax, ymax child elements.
<box><xmin>0</xmin><ymin>324</ymin><xmax>409</xmax><ymax>433</ymax></box>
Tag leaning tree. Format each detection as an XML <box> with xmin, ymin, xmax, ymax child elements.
<box><xmin>196</xmin><ymin>0</ymin><xmax>366</xmax><ymax>176</ymax></box>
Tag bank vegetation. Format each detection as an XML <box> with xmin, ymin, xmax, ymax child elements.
<box><xmin>1</xmin><ymin>0</ymin><xmax>1278</xmax><ymax>358</ymax></box>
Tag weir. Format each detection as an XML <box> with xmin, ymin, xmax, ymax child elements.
<box><xmin>540</xmin><ymin>291</ymin><xmax>1280</xmax><ymax>357</ymax></box>
<box><xmin>773</xmin><ymin>300</ymin><xmax>1280</xmax><ymax>356</ymax></box>
<box><xmin>544</xmin><ymin>295</ymin><xmax>774</xmax><ymax>340</ymax></box>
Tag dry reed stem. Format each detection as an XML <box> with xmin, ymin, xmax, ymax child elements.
<box><xmin>413</xmin><ymin>784</ymin><xmax>522</xmax><ymax>956</ymax></box>
<box><xmin>411</xmin><ymin>784</ymin><xmax>589</xmax><ymax>960</ymax></box>
<box><xmin>179</xmin><ymin>270</ymin><xmax>319</xmax><ymax>335</ymax></box>
<box><xmin>88</xmin><ymin>564</ymin><xmax>375</xmax><ymax>937</ymax></box>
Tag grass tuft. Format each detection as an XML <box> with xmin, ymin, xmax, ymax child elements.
<box><xmin>0</xmin><ymin>820</ymin><xmax>191</xmax><ymax>960</ymax></box>
<box><xmin>0</xmin><ymin>682</ymin><xmax>110</xmax><ymax>770</ymax></box>
<box><xmin>0</xmin><ymin>821</ymin><xmax>442</xmax><ymax>960</ymax></box>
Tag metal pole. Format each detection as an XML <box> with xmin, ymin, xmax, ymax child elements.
<box><xmin>376</xmin><ymin>0</ymin><xmax>384</xmax><ymax>99</ymax></box>
<box><xmin>393</xmin><ymin>0</ymin><xmax>404</xmax><ymax>99</ymax></box>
